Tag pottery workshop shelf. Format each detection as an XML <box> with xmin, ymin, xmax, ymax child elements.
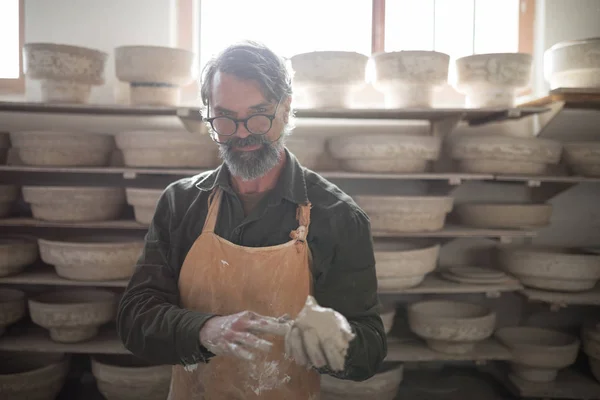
<box><xmin>519</xmin><ymin>87</ymin><xmax>600</xmax><ymax>110</ymax></box>
<box><xmin>371</xmin><ymin>225</ymin><xmax>536</xmax><ymax>241</ymax></box>
<box><xmin>0</xmin><ymin>218</ymin><xmax>146</xmax><ymax>230</ymax></box>
<box><xmin>521</xmin><ymin>285</ymin><xmax>600</xmax><ymax>307</ymax></box>
<box><xmin>0</xmin><ymin>265</ymin><xmax>129</xmax><ymax>288</ymax></box>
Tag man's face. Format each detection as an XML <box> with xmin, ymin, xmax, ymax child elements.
<box><xmin>209</xmin><ymin>71</ymin><xmax>289</xmax><ymax>181</ymax></box>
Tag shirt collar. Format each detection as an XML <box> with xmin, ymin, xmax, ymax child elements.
<box><xmin>194</xmin><ymin>148</ymin><xmax>309</xmax><ymax>206</ymax></box>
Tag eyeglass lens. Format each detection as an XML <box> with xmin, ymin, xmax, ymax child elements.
<box><xmin>212</xmin><ymin>115</ymin><xmax>272</xmax><ymax>136</ymax></box>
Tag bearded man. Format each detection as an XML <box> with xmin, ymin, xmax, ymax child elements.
<box><xmin>117</xmin><ymin>41</ymin><xmax>387</xmax><ymax>400</ymax></box>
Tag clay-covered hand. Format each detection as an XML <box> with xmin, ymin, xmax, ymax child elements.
<box><xmin>285</xmin><ymin>296</ymin><xmax>355</xmax><ymax>371</ymax></box>
<box><xmin>199</xmin><ymin>311</ymin><xmax>291</xmax><ymax>361</ymax></box>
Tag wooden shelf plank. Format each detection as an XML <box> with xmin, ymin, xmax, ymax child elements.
<box><xmin>385</xmin><ymin>335</ymin><xmax>511</xmax><ymax>362</ymax></box>
<box><xmin>371</xmin><ymin>225</ymin><xmax>536</xmax><ymax>239</ymax></box>
<box><xmin>521</xmin><ymin>285</ymin><xmax>600</xmax><ymax>306</ymax></box>
<box><xmin>495</xmin><ymin>174</ymin><xmax>600</xmax><ymax>184</ymax></box>
<box><xmin>519</xmin><ymin>88</ymin><xmax>600</xmax><ymax>110</ymax></box>
<box><xmin>0</xmin><ymin>218</ymin><xmax>147</xmax><ymax>230</ymax></box>
<box><xmin>0</xmin><ymin>266</ymin><xmax>129</xmax><ymax>288</ymax></box>
<box><xmin>379</xmin><ymin>274</ymin><xmax>522</xmax><ymax>297</ymax></box>
<box><xmin>0</xmin><ymin>325</ymin><xmax>129</xmax><ymax>354</ymax></box>
<box><xmin>0</xmin><ymin>101</ymin><xmax>180</xmax><ymax>116</ymax></box>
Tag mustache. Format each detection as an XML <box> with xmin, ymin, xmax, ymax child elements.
<box><xmin>223</xmin><ymin>134</ymin><xmax>270</xmax><ymax>148</ymax></box>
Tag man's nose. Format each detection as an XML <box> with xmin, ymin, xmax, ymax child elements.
<box><xmin>235</xmin><ymin>121</ymin><xmax>252</xmax><ymax>139</ymax></box>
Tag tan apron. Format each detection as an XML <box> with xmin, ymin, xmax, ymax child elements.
<box><xmin>168</xmin><ymin>187</ymin><xmax>321</xmax><ymax>400</ymax></box>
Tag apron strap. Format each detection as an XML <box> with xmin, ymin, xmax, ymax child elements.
<box><xmin>290</xmin><ymin>202</ymin><xmax>311</xmax><ymax>243</ymax></box>
<box><xmin>202</xmin><ymin>187</ymin><xmax>223</xmax><ymax>233</ymax></box>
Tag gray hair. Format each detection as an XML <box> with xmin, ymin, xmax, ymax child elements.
<box><xmin>200</xmin><ymin>41</ymin><xmax>294</xmax><ymax>124</ymax></box>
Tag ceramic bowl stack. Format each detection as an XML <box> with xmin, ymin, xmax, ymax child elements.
<box><xmin>116</xmin><ymin>130</ymin><xmax>218</xmax><ymax>168</ymax></box>
<box><xmin>0</xmin><ymin>133</ymin><xmax>9</xmax><ymax>164</ymax></box>
<box><xmin>22</xmin><ymin>186</ymin><xmax>125</xmax><ymax>222</ymax></box>
<box><xmin>125</xmin><ymin>188</ymin><xmax>163</xmax><ymax>226</ymax></box>
<box><xmin>28</xmin><ymin>289</ymin><xmax>117</xmax><ymax>343</ymax></box>
<box><xmin>380</xmin><ymin>305</ymin><xmax>397</xmax><ymax>335</ymax></box>
<box><xmin>0</xmin><ymin>185</ymin><xmax>18</xmax><ymax>217</ymax></box>
<box><xmin>354</xmin><ymin>195</ymin><xmax>453</xmax><ymax>233</ymax></box>
<box><xmin>448</xmin><ymin>135</ymin><xmax>563</xmax><ymax>175</ymax></box>
<box><xmin>320</xmin><ymin>363</ymin><xmax>404</xmax><ymax>400</ymax></box>
<box><xmin>497</xmin><ymin>245</ymin><xmax>600</xmax><ymax>292</ymax></box>
<box><xmin>496</xmin><ymin>327</ymin><xmax>580</xmax><ymax>382</ymax></box>
<box><xmin>0</xmin><ymin>352</ymin><xmax>70</xmax><ymax>400</ymax></box>
<box><xmin>115</xmin><ymin>45</ymin><xmax>196</xmax><ymax>106</ymax></box>
<box><xmin>581</xmin><ymin>320</ymin><xmax>600</xmax><ymax>382</ymax></box>
<box><xmin>329</xmin><ymin>134</ymin><xmax>442</xmax><ymax>173</ymax></box>
<box><xmin>38</xmin><ymin>236</ymin><xmax>144</xmax><ymax>281</ymax></box>
<box><xmin>290</xmin><ymin>51</ymin><xmax>368</xmax><ymax>108</ymax></box>
<box><xmin>23</xmin><ymin>43</ymin><xmax>108</xmax><ymax>103</ymax></box>
<box><xmin>91</xmin><ymin>355</ymin><xmax>172</xmax><ymax>400</ymax></box>
<box><xmin>564</xmin><ymin>142</ymin><xmax>600</xmax><ymax>177</ymax></box>
<box><xmin>407</xmin><ymin>300</ymin><xmax>496</xmax><ymax>354</ymax></box>
<box><xmin>454</xmin><ymin>53</ymin><xmax>533</xmax><ymax>107</ymax></box>
<box><xmin>372</xmin><ymin>50</ymin><xmax>450</xmax><ymax>107</ymax></box>
<box><xmin>0</xmin><ymin>235</ymin><xmax>38</xmax><ymax>277</ymax></box>
<box><xmin>374</xmin><ymin>240</ymin><xmax>439</xmax><ymax>290</ymax></box>
<box><xmin>0</xmin><ymin>289</ymin><xmax>26</xmax><ymax>336</ymax></box>
<box><xmin>9</xmin><ymin>131</ymin><xmax>115</xmax><ymax>167</ymax></box>
<box><xmin>454</xmin><ymin>203</ymin><xmax>553</xmax><ymax>229</ymax></box>
<box><xmin>544</xmin><ymin>37</ymin><xmax>600</xmax><ymax>89</ymax></box>
<box><xmin>285</xmin><ymin>136</ymin><xmax>327</xmax><ymax>170</ymax></box>
<box><xmin>440</xmin><ymin>266</ymin><xmax>515</xmax><ymax>286</ymax></box>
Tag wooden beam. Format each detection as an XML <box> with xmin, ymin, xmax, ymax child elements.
<box><xmin>519</xmin><ymin>0</ymin><xmax>535</xmax><ymax>55</ymax></box>
<box><xmin>176</xmin><ymin>0</ymin><xmax>199</xmax><ymax>105</ymax></box>
<box><xmin>372</xmin><ymin>0</ymin><xmax>385</xmax><ymax>54</ymax></box>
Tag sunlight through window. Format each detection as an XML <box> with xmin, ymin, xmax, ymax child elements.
<box><xmin>0</xmin><ymin>0</ymin><xmax>20</xmax><ymax>79</ymax></box>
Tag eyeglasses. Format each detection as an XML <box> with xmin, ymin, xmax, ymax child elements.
<box><xmin>205</xmin><ymin>98</ymin><xmax>282</xmax><ymax>137</ymax></box>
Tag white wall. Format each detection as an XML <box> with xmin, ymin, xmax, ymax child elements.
<box><xmin>24</xmin><ymin>0</ymin><xmax>177</xmax><ymax>104</ymax></box>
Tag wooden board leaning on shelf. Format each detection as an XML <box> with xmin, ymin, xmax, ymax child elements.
<box><xmin>518</xmin><ymin>87</ymin><xmax>600</xmax><ymax>109</ymax></box>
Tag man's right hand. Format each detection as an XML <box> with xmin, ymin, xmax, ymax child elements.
<box><xmin>199</xmin><ymin>311</ymin><xmax>291</xmax><ymax>361</ymax></box>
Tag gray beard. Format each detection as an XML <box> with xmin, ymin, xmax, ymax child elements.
<box><xmin>219</xmin><ymin>133</ymin><xmax>285</xmax><ymax>181</ymax></box>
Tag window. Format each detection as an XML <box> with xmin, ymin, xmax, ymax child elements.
<box><xmin>0</xmin><ymin>0</ymin><xmax>24</xmax><ymax>93</ymax></box>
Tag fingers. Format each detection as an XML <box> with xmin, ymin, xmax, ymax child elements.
<box><xmin>246</xmin><ymin>317</ymin><xmax>291</xmax><ymax>337</ymax></box>
<box><xmin>322</xmin><ymin>337</ymin><xmax>346</xmax><ymax>371</ymax></box>
<box><xmin>302</xmin><ymin>328</ymin><xmax>327</xmax><ymax>368</ymax></box>
<box><xmin>287</xmin><ymin>326</ymin><xmax>310</xmax><ymax>367</ymax></box>
<box><xmin>229</xmin><ymin>331</ymin><xmax>273</xmax><ymax>353</ymax></box>
<box><xmin>225</xmin><ymin>342</ymin><xmax>255</xmax><ymax>361</ymax></box>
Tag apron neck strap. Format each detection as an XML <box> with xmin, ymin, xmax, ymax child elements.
<box><xmin>202</xmin><ymin>187</ymin><xmax>223</xmax><ymax>233</ymax></box>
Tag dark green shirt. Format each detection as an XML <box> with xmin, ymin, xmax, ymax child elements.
<box><xmin>116</xmin><ymin>150</ymin><xmax>387</xmax><ymax>381</ymax></box>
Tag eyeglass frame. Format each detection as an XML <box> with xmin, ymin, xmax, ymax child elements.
<box><xmin>204</xmin><ymin>98</ymin><xmax>283</xmax><ymax>137</ymax></box>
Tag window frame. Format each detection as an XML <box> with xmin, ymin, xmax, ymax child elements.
<box><xmin>0</xmin><ymin>0</ymin><xmax>25</xmax><ymax>95</ymax></box>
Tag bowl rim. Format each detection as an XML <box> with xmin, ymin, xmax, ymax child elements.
<box><xmin>547</xmin><ymin>37</ymin><xmax>600</xmax><ymax>51</ymax></box>
<box><xmin>24</xmin><ymin>42</ymin><xmax>108</xmax><ymax>59</ymax></box>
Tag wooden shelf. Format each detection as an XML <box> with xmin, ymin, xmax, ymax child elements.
<box><xmin>371</xmin><ymin>225</ymin><xmax>536</xmax><ymax>240</ymax></box>
<box><xmin>519</xmin><ymin>88</ymin><xmax>600</xmax><ymax>110</ymax></box>
<box><xmin>0</xmin><ymin>218</ymin><xmax>147</xmax><ymax>230</ymax></box>
<box><xmin>0</xmin><ymin>325</ymin><xmax>129</xmax><ymax>354</ymax></box>
<box><xmin>0</xmin><ymin>265</ymin><xmax>129</xmax><ymax>288</ymax></box>
<box><xmin>385</xmin><ymin>335</ymin><xmax>511</xmax><ymax>362</ymax></box>
<box><xmin>495</xmin><ymin>174</ymin><xmax>600</xmax><ymax>185</ymax></box>
<box><xmin>379</xmin><ymin>274</ymin><xmax>522</xmax><ymax>298</ymax></box>
<box><xmin>521</xmin><ymin>285</ymin><xmax>600</xmax><ymax>307</ymax></box>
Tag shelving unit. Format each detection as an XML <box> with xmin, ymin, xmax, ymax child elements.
<box><xmin>386</xmin><ymin>336</ymin><xmax>511</xmax><ymax>362</ymax></box>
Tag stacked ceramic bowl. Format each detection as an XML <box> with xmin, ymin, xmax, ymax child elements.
<box><xmin>496</xmin><ymin>327</ymin><xmax>580</xmax><ymax>382</ymax></box>
<box><xmin>374</xmin><ymin>240</ymin><xmax>439</xmax><ymax>290</ymax></box>
<box><xmin>320</xmin><ymin>363</ymin><xmax>404</xmax><ymax>400</ymax></box>
<box><xmin>407</xmin><ymin>300</ymin><xmax>496</xmax><ymax>354</ymax></box>
<box><xmin>0</xmin><ymin>235</ymin><xmax>38</xmax><ymax>277</ymax></box>
<box><xmin>454</xmin><ymin>53</ymin><xmax>533</xmax><ymax>107</ymax></box>
<box><xmin>0</xmin><ymin>289</ymin><xmax>26</xmax><ymax>336</ymax></box>
<box><xmin>91</xmin><ymin>355</ymin><xmax>172</xmax><ymax>400</ymax></box>
<box><xmin>354</xmin><ymin>195</ymin><xmax>453</xmax><ymax>233</ymax></box>
<box><xmin>9</xmin><ymin>131</ymin><xmax>115</xmax><ymax>167</ymax></box>
<box><xmin>125</xmin><ymin>187</ymin><xmax>164</xmax><ymax>226</ymax></box>
<box><xmin>329</xmin><ymin>134</ymin><xmax>442</xmax><ymax>173</ymax></box>
<box><xmin>290</xmin><ymin>51</ymin><xmax>368</xmax><ymax>108</ymax></box>
<box><xmin>447</xmin><ymin>135</ymin><xmax>563</xmax><ymax>175</ymax></box>
<box><xmin>38</xmin><ymin>235</ymin><xmax>144</xmax><ymax>281</ymax></box>
<box><xmin>0</xmin><ymin>352</ymin><xmax>70</xmax><ymax>400</ymax></box>
<box><xmin>23</xmin><ymin>43</ymin><xmax>108</xmax><ymax>103</ymax></box>
<box><xmin>285</xmin><ymin>136</ymin><xmax>328</xmax><ymax>170</ymax></box>
<box><xmin>454</xmin><ymin>202</ymin><xmax>553</xmax><ymax>229</ymax></box>
<box><xmin>115</xmin><ymin>45</ymin><xmax>196</xmax><ymax>106</ymax></box>
<box><xmin>372</xmin><ymin>50</ymin><xmax>450</xmax><ymax>107</ymax></box>
<box><xmin>439</xmin><ymin>266</ymin><xmax>515</xmax><ymax>286</ymax></box>
<box><xmin>582</xmin><ymin>320</ymin><xmax>600</xmax><ymax>382</ymax></box>
<box><xmin>564</xmin><ymin>142</ymin><xmax>600</xmax><ymax>177</ymax></box>
<box><xmin>497</xmin><ymin>245</ymin><xmax>600</xmax><ymax>292</ymax></box>
<box><xmin>116</xmin><ymin>130</ymin><xmax>218</xmax><ymax>168</ymax></box>
<box><xmin>544</xmin><ymin>37</ymin><xmax>600</xmax><ymax>89</ymax></box>
<box><xmin>380</xmin><ymin>305</ymin><xmax>397</xmax><ymax>335</ymax></box>
<box><xmin>22</xmin><ymin>186</ymin><xmax>125</xmax><ymax>222</ymax></box>
<box><xmin>0</xmin><ymin>185</ymin><xmax>18</xmax><ymax>217</ymax></box>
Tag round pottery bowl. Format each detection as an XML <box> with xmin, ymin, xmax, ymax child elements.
<box><xmin>329</xmin><ymin>134</ymin><xmax>442</xmax><ymax>173</ymax></box>
<box><xmin>449</xmin><ymin>135</ymin><xmax>562</xmax><ymax>164</ymax></box>
<box><xmin>0</xmin><ymin>235</ymin><xmax>38</xmax><ymax>277</ymax></box>
<box><xmin>455</xmin><ymin>203</ymin><xmax>553</xmax><ymax>229</ymax></box>
<box><xmin>454</xmin><ymin>52</ymin><xmax>533</xmax><ymax>107</ymax></box>
<box><xmin>544</xmin><ymin>37</ymin><xmax>600</xmax><ymax>89</ymax></box>
<box><xmin>0</xmin><ymin>289</ymin><xmax>26</xmax><ymax>336</ymax></box>
<box><xmin>28</xmin><ymin>289</ymin><xmax>117</xmax><ymax>343</ymax></box>
<box><xmin>91</xmin><ymin>354</ymin><xmax>172</xmax><ymax>400</ymax></box>
<box><xmin>22</xmin><ymin>186</ymin><xmax>125</xmax><ymax>222</ymax></box>
<box><xmin>23</xmin><ymin>43</ymin><xmax>108</xmax><ymax>103</ymax></box>
<box><xmin>564</xmin><ymin>142</ymin><xmax>600</xmax><ymax>177</ymax></box>
<box><xmin>125</xmin><ymin>188</ymin><xmax>163</xmax><ymax>226</ymax></box>
<box><xmin>0</xmin><ymin>185</ymin><xmax>19</xmax><ymax>218</ymax></box>
<box><xmin>38</xmin><ymin>235</ymin><xmax>144</xmax><ymax>281</ymax></box>
<box><xmin>354</xmin><ymin>195</ymin><xmax>453</xmax><ymax>233</ymax></box>
<box><xmin>497</xmin><ymin>245</ymin><xmax>600</xmax><ymax>292</ymax></box>
<box><xmin>320</xmin><ymin>363</ymin><xmax>403</xmax><ymax>400</ymax></box>
<box><xmin>373</xmin><ymin>50</ymin><xmax>450</xmax><ymax>107</ymax></box>
<box><xmin>374</xmin><ymin>240</ymin><xmax>439</xmax><ymax>290</ymax></box>
<box><xmin>291</xmin><ymin>51</ymin><xmax>368</xmax><ymax>84</ymax></box>
<box><xmin>495</xmin><ymin>327</ymin><xmax>580</xmax><ymax>382</ymax></box>
<box><xmin>0</xmin><ymin>352</ymin><xmax>70</xmax><ymax>400</ymax></box>
<box><xmin>285</xmin><ymin>137</ymin><xmax>326</xmax><ymax>170</ymax></box>
<box><xmin>10</xmin><ymin>131</ymin><xmax>114</xmax><ymax>167</ymax></box>
<box><xmin>407</xmin><ymin>300</ymin><xmax>496</xmax><ymax>354</ymax></box>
